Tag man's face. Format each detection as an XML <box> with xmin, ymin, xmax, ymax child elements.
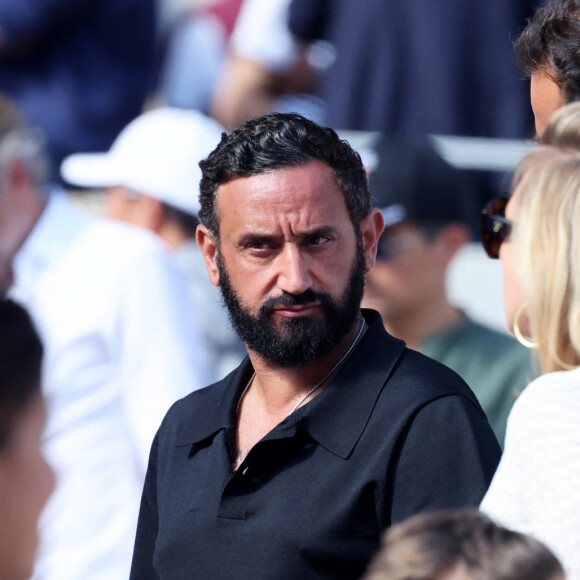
<box><xmin>531</xmin><ymin>70</ymin><xmax>566</xmax><ymax>137</ymax></box>
<box><xmin>199</xmin><ymin>160</ymin><xmax>379</xmax><ymax>367</ymax></box>
<box><xmin>217</xmin><ymin>240</ymin><xmax>365</xmax><ymax>367</ymax></box>
<box><xmin>362</xmin><ymin>223</ymin><xmax>447</xmax><ymax>323</ymax></box>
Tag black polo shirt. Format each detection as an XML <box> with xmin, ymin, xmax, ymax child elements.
<box><xmin>131</xmin><ymin>310</ymin><xmax>500</xmax><ymax>580</ymax></box>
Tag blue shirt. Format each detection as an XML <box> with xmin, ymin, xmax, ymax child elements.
<box><xmin>0</xmin><ymin>0</ymin><xmax>155</xmax><ymax>173</ymax></box>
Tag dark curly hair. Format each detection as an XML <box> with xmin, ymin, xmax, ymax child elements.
<box><xmin>198</xmin><ymin>113</ymin><xmax>370</xmax><ymax>239</ymax></box>
<box><xmin>514</xmin><ymin>0</ymin><xmax>580</xmax><ymax>103</ymax></box>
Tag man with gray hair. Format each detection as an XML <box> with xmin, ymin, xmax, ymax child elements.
<box><xmin>0</xmin><ymin>95</ymin><xmax>209</xmax><ymax>580</ymax></box>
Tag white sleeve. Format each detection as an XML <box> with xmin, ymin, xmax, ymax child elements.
<box><xmin>480</xmin><ymin>397</ymin><xmax>530</xmax><ymax>532</ymax></box>
<box><xmin>229</xmin><ymin>0</ymin><xmax>298</xmax><ymax>72</ymax></box>
<box><xmin>118</xmin><ymin>237</ymin><xmax>211</xmax><ymax>471</ymax></box>
<box><xmin>481</xmin><ymin>371</ymin><xmax>580</xmax><ymax>577</ymax></box>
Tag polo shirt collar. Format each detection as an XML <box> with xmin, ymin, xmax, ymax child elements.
<box><xmin>176</xmin><ymin>310</ymin><xmax>406</xmax><ymax>458</ymax></box>
<box><xmin>299</xmin><ymin>309</ymin><xmax>405</xmax><ymax>458</ymax></box>
<box><xmin>175</xmin><ymin>359</ymin><xmax>254</xmax><ymax>446</ymax></box>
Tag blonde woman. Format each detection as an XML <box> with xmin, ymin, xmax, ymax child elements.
<box><xmin>480</xmin><ymin>147</ymin><xmax>580</xmax><ymax>580</ymax></box>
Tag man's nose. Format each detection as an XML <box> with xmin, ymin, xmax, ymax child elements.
<box><xmin>276</xmin><ymin>244</ymin><xmax>313</xmax><ymax>295</ymax></box>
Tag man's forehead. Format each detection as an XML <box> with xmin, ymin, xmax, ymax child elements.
<box><xmin>213</xmin><ymin>166</ymin><xmax>355</xmax><ymax>246</ymax></box>
<box><xmin>216</xmin><ymin>163</ymin><xmax>345</xmax><ymax>213</ymax></box>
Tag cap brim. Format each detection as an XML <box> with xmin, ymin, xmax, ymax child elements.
<box><xmin>60</xmin><ymin>153</ymin><xmax>121</xmax><ymax>188</ymax></box>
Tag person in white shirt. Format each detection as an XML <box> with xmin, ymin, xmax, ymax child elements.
<box><xmin>0</xmin><ymin>97</ymin><xmax>210</xmax><ymax>579</ymax></box>
<box><xmin>210</xmin><ymin>0</ymin><xmax>326</xmax><ymax>130</ymax></box>
<box><xmin>61</xmin><ymin>107</ymin><xmax>245</xmax><ymax>383</ymax></box>
<box><xmin>479</xmin><ymin>144</ymin><xmax>580</xmax><ymax>580</ymax></box>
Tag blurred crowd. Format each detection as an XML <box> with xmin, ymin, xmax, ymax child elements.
<box><xmin>2</xmin><ymin>0</ymin><xmax>580</xmax><ymax>579</ymax></box>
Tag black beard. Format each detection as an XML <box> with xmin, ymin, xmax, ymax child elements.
<box><xmin>217</xmin><ymin>242</ymin><xmax>366</xmax><ymax>368</ymax></box>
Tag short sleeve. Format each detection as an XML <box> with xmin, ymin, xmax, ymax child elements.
<box><xmin>388</xmin><ymin>394</ymin><xmax>501</xmax><ymax>526</ymax></box>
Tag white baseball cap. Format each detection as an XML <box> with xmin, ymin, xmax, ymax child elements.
<box><xmin>60</xmin><ymin>107</ymin><xmax>225</xmax><ymax>216</ymax></box>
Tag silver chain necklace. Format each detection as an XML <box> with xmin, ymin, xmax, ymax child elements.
<box><xmin>236</xmin><ymin>318</ymin><xmax>366</xmax><ymax>417</ymax></box>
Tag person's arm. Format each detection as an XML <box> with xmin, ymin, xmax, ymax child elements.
<box><xmin>211</xmin><ymin>55</ymin><xmax>284</xmax><ymax>130</ymax></box>
<box><xmin>211</xmin><ymin>50</ymin><xmax>315</xmax><ymax>130</ymax></box>
<box><xmin>211</xmin><ymin>0</ymin><xmax>313</xmax><ymax>130</ymax></box>
<box><xmin>130</xmin><ymin>432</ymin><xmax>161</xmax><ymax>580</ymax></box>
<box><xmin>386</xmin><ymin>395</ymin><xmax>501</xmax><ymax>526</ymax></box>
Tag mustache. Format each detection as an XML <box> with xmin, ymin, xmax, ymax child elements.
<box><xmin>261</xmin><ymin>289</ymin><xmax>332</xmax><ymax>311</ymax></box>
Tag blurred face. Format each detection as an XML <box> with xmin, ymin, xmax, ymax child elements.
<box><xmin>197</xmin><ymin>161</ymin><xmax>382</xmax><ymax>366</ymax></box>
<box><xmin>363</xmin><ymin>223</ymin><xmax>447</xmax><ymax>322</ymax></box>
<box><xmin>105</xmin><ymin>186</ymin><xmax>151</xmax><ymax>229</ymax></box>
<box><xmin>531</xmin><ymin>70</ymin><xmax>566</xmax><ymax>137</ymax></box>
<box><xmin>499</xmin><ymin>190</ymin><xmax>528</xmax><ymax>336</ymax></box>
<box><xmin>0</xmin><ymin>392</ymin><xmax>55</xmax><ymax>580</ymax></box>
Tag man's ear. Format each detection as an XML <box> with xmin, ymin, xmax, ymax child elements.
<box><xmin>360</xmin><ymin>208</ymin><xmax>385</xmax><ymax>273</ymax></box>
<box><xmin>196</xmin><ymin>224</ymin><xmax>221</xmax><ymax>286</ymax></box>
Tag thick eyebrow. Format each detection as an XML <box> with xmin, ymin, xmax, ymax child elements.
<box><xmin>236</xmin><ymin>233</ymin><xmax>278</xmax><ymax>248</ymax></box>
<box><xmin>237</xmin><ymin>226</ymin><xmax>339</xmax><ymax>248</ymax></box>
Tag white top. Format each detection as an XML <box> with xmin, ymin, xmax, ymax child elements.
<box><xmin>230</xmin><ymin>0</ymin><xmax>298</xmax><ymax>72</ymax></box>
<box><xmin>481</xmin><ymin>366</ymin><xmax>580</xmax><ymax>579</ymax></box>
<box><xmin>174</xmin><ymin>240</ymin><xmax>245</xmax><ymax>383</ymax></box>
<box><xmin>10</xmin><ymin>193</ymin><xmax>210</xmax><ymax>580</ymax></box>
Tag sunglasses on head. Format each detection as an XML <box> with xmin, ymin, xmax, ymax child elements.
<box><xmin>481</xmin><ymin>197</ymin><xmax>513</xmax><ymax>259</ymax></box>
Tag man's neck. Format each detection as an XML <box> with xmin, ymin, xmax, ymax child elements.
<box><xmin>245</xmin><ymin>314</ymin><xmax>366</xmax><ymax>416</ymax></box>
<box><xmin>233</xmin><ymin>314</ymin><xmax>367</xmax><ymax>470</ymax></box>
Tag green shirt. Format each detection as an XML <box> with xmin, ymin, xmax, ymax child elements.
<box><xmin>421</xmin><ymin>316</ymin><xmax>534</xmax><ymax>447</ymax></box>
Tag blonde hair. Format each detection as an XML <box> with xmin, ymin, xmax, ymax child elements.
<box><xmin>541</xmin><ymin>101</ymin><xmax>580</xmax><ymax>148</ymax></box>
<box><xmin>512</xmin><ymin>146</ymin><xmax>580</xmax><ymax>373</ymax></box>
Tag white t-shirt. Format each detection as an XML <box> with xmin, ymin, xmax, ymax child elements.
<box><xmin>11</xmin><ymin>193</ymin><xmax>210</xmax><ymax>580</ymax></box>
<box><xmin>230</xmin><ymin>0</ymin><xmax>298</xmax><ymax>72</ymax></box>
<box><xmin>481</xmin><ymin>366</ymin><xmax>580</xmax><ymax>579</ymax></box>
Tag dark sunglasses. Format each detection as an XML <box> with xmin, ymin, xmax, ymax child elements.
<box><xmin>481</xmin><ymin>197</ymin><xmax>513</xmax><ymax>259</ymax></box>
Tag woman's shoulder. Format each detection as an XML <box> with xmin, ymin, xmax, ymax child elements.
<box><xmin>508</xmin><ymin>367</ymin><xmax>580</xmax><ymax>430</ymax></box>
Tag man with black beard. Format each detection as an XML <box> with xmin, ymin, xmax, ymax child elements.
<box><xmin>130</xmin><ymin>113</ymin><xmax>501</xmax><ymax>580</ymax></box>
